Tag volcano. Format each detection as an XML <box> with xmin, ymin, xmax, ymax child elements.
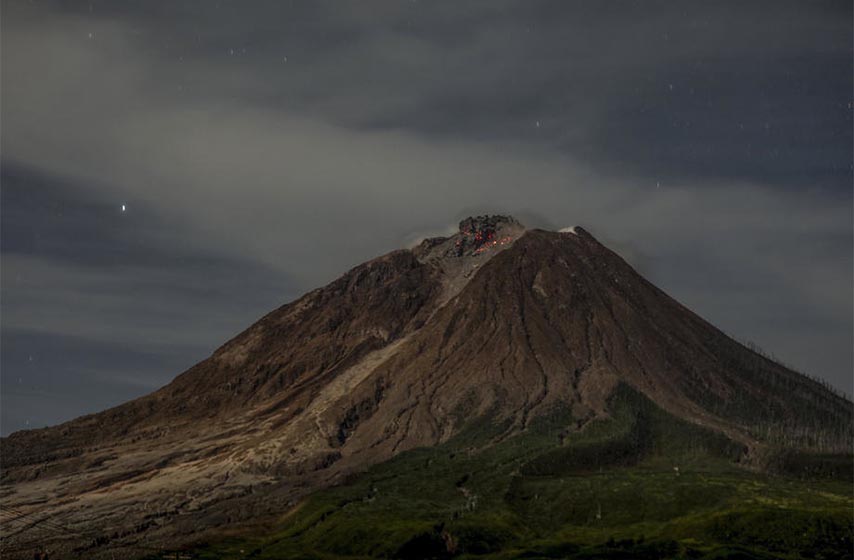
<box><xmin>1</xmin><ymin>216</ymin><xmax>851</xmax><ymax>559</ymax></box>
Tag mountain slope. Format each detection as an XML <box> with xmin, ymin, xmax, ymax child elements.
<box><xmin>1</xmin><ymin>216</ymin><xmax>850</xmax><ymax>558</ymax></box>
<box><xmin>190</xmin><ymin>384</ymin><xmax>851</xmax><ymax>560</ymax></box>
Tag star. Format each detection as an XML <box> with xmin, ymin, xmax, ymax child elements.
<box><xmin>121</xmin><ymin>204</ymin><xmax>127</xmax><ymax>212</ymax></box>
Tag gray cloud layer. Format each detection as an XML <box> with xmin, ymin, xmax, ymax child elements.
<box><xmin>2</xmin><ymin>0</ymin><xmax>851</xmax><ymax>434</ymax></box>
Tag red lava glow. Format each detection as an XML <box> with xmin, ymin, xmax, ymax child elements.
<box><xmin>456</xmin><ymin>229</ymin><xmax>514</xmax><ymax>255</ymax></box>
<box><xmin>473</xmin><ymin>235</ymin><xmax>514</xmax><ymax>254</ymax></box>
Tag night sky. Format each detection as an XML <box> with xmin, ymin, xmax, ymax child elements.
<box><xmin>1</xmin><ymin>1</ymin><xmax>851</xmax><ymax>435</ymax></box>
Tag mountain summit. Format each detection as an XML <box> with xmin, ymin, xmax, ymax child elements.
<box><xmin>2</xmin><ymin>216</ymin><xmax>850</xmax><ymax>558</ymax></box>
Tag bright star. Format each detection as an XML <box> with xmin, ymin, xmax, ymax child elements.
<box><xmin>121</xmin><ymin>204</ymin><xmax>127</xmax><ymax>212</ymax></box>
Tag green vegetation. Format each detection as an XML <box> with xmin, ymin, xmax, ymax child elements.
<box><xmin>189</xmin><ymin>386</ymin><xmax>853</xmax><ymax>559</ymax></box>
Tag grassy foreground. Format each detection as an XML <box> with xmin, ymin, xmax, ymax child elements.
<box><xmin>188</xmin><ymin>387</ymin><xmax>853</xmax><ymax>559</ymax></box>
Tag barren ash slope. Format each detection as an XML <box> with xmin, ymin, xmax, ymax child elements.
<box><xmin>1</xmin><ymin>215</ymin><xmax>851</xmax><ymax>559</ymax></box>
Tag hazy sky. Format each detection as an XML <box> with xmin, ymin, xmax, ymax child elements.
<box><xmin>2</xmin><ymin>1</ymin><xmax>851</xmax><ymax>435</ymax></box>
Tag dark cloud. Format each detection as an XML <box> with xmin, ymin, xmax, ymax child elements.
<box><xmin>1</xmin><ymin>0</ymin><xmax>851</xmax><ymax>434</ymax></box>
<box><xmin>1</xmin><ymin>162</ymin><xmax>295</xmax><ymax>433</ymax></box>
<box><xmin>1</xmin><ymin>329</ymin><xmax>187</xmax><ymax>431</ymax></box>
<box><xmin>584</xmin><ymin>52</ymin><xmax>853</xmax><ymax>190</ymax></box>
